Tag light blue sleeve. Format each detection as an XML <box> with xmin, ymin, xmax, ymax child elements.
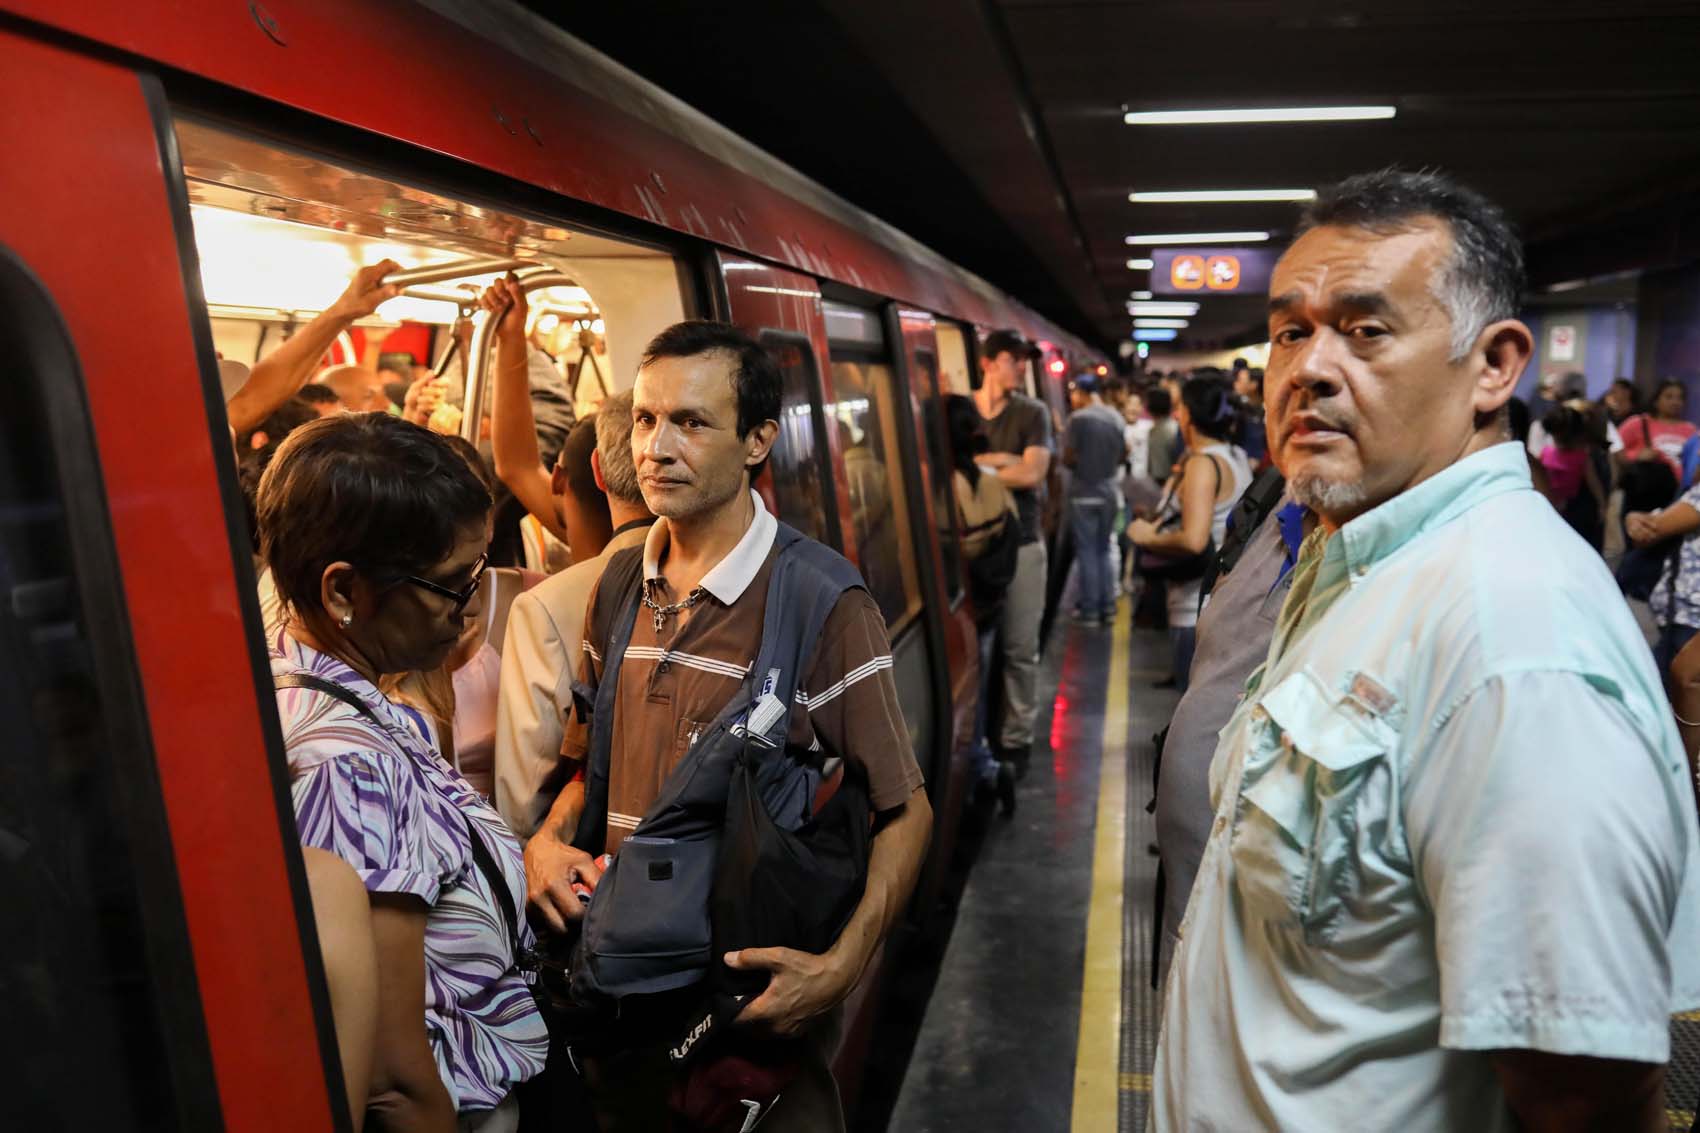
<box><xmin>1405</xmin><ymin>670</ymin><xmax>1694</xmax><ymax>1063</ymax></box>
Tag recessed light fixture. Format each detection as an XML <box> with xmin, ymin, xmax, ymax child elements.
<box><xmin>1126</xmin><ymin>257</ymin><xmax>1155</xmax><ymax>270</ymax></box>
<box><xmin>1128</xmin><ymin>301</ymin><xmax>1200</xmax><ymax>317</ymax></box>
<box><xmin>1123</xmin><ymin>106</ymin><xmax>1396</xmax><ymax>126</ymax></box>
<box><xmin>1134</xmin><ymin>318</ymin><xmax>1189</xmax><ymax>329</ymax></box>
<box><xmin>1129</xmin><ymin>189</ymin><xmax>1316</xmax><ymax>203</ymax></box>
<box><xmin>1133</xmin><ymin>328</ymin><xmax>1179</xmax><ymax>342</ymax></box>
<box><xmin>1126</xmin><ymin>231</ymin><xmax>1269</xmax><ymax>245</ymax></box>
<box><xmin>1131</xmin><ymin>290</ymin><xmax>1153</xmax><ymax>300</ymax></box>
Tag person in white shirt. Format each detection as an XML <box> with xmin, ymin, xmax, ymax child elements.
<box><xmin>494</xmin><ymin>388</ymin><xmax>654</xmax><ymax>837</ymax></box>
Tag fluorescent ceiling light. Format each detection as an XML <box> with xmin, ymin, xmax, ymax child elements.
<box><xmin>1130</xmin><ymin>189</ymin><xmax>1316</xmax><ymax>203</ymax></box>
<box><xmin>1544</xmin><ymin>279</ymin><xmax>1587</xmax><ymax>293</ymax></box>
<box><xmin>1128</xmin><ymin>301</ymin><xmax>1200</xmax><ymax>316</ymax></box>
<box><xmin>1134</xmin><ymin>328</ymin><xmax>1179</xmax><ymax>342</ymax></box>
<box><xmin>1126</xmin><ymin>231</ymin><xmax>1269</xmax><ymax>245</ymax></box>
<box><xmin>1131</xmin><ymin>290</ymin><xmax>1153</xmax><ymax>300</ymax></box>
<box><xmin>1124</xmin><ymin>106</ymin><xmax>1396</xmax><ymax>126</ymax></box>
<box><xmin>1126</xmin><ymin>257</ymin><xmax>1155</xmax><ymax>270</ymax></box>
<box><xmin>1134</xmin><ymin>318</ymin><xmax>1189</xmax><ymax>329</ymax></box>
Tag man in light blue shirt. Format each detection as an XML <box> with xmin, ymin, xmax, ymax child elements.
<box><xmin>1153</xmin><ymin>170</ymin><xmax>1700</xmax><ymax>1131</ymax></box>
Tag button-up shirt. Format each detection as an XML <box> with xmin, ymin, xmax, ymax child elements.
<box><xmin>1152</xmin><ymin>442</ymin><xmax>1700</xmax><ymax>1132</ymax></box>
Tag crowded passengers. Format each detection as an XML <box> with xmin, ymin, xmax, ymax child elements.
<box><xmin>223</xmin><ymin>166</ymin><xmax>1700</xmax><ymax>1132</ymax></box>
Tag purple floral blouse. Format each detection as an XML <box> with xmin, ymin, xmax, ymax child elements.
<box><xmin>270</xmin><ymin>630</ymin><xmax>546</xmax><ymax>1111</ymax></box>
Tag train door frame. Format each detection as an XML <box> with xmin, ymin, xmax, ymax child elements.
<box><xmin>0</xmin><ymin>31</ymin><xmax>352</xmax><ymax>1128</ymax></box>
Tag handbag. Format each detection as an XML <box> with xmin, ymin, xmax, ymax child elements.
<box><xmin>1135</xmin><ymin>453</ymin><xmax>1223</xmax><ymax>583</ymax></box>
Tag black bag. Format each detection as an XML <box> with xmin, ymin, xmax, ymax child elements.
<box><xmin>1135</xmin><ymin>453</ymin><xmax>1223</xmax><ymax>583</ymax></box>
<box><xmin>563</xmin><ymin>523</ymin><xmax>870</xmax><ymax>1019</ymax></box>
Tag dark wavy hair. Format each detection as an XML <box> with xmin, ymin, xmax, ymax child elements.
<box><xmin>257</xmin><ymin>413</ymin><xmax>491</xmax><ymax>620</ymax></box>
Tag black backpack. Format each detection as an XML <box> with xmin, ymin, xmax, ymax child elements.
<box><xmin>562</xmin><ymin>523</ymin><xmax>872</xmax><ymax>1057</ymax></box>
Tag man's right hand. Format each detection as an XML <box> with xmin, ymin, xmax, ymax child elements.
<box><xmin>328</xmin><ymin>259</ymin><xmax>402</xmax><ymax>321</ymax></box>
<box><xmin>479</xmin><ymin>273</ymin><xmax>529</xmax><ymax>344</ymax></box>
<box><xmin>523</xmin><ymin>832</ymin><xmax>604</xmax><ymax>934</ymax></box>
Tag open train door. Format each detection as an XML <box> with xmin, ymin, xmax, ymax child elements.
<box><xmin>890</xmin><ymin>307</ymin><xmax>980</xmax><ymax>917</ymax></box>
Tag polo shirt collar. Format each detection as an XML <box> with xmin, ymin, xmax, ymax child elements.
<box><xmin>642</xmin><ymin>489</ymin><xmax>777</xmax><ymax>604</ymax></box>
<box><xmin>1336</xmin><ymin>441</ymin><xmax>1532</xmax><ymax>585</ymax></box>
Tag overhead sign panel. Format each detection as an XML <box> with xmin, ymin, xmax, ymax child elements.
<box><xmin>1151</xmin><ymin>248</ymin><xmax>1275</xmax><ymax>296</ymax></box>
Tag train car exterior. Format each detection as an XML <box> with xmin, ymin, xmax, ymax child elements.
<box><xmin>0</xmin><ymin>2</ymin><xmax>1104</xmax><ymax>1127</ymax></box>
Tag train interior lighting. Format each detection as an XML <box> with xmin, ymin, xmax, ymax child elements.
<box><xmin>176</xmin><ymin>118</ymin><xmax>687</xmax><ymax>421</ymax></box>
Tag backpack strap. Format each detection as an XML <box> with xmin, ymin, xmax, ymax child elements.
<box><xmin>1198</xmin><ymin>465</ymin><xmax>1286</xmax><ymax>599</ymax></box>
<box><xmin>571</xmin><ymin>545</ymin><xmax>646</xmax><ymax>855</ymax></box>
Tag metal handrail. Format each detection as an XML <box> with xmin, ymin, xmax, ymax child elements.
<box><xmin>460</xmin><ymin>269</ymin><xmax>580</xmax><ymax>443</ymax></box>
<box><xmin>381</xmin><ymin>256</ymin><xmax>535</xmax><ymax>288</ymax></box>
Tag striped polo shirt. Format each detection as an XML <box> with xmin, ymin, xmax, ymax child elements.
<box><xmin>564</xmin><ymin>491</ymin><xmax>924</xmax><ymax>852</ymax></box>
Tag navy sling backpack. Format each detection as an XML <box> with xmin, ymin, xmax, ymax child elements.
<box><xmin>564</xmin><ymin>521</ymin><xmax>872</xmax><ymax>1017</ymax></box>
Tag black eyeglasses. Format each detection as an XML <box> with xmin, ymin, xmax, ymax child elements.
<box><xmin>397</xmin><ymin>553</ymin><xmax>487</xmax><ymax>615</ymax></box>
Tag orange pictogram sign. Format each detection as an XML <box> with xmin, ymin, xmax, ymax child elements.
<box><xmin>1206</xmin><ymin>255</ymin><xmax>1242</xmax><ymax>290</ymax></box>
<box><xmin>1170</xmin><ymin>255</ymin><xmax>1205</xmax><ymax>290</ymax></box>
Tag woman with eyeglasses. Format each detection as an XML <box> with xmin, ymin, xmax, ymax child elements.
<box><xmin>259</xmin><ymin>413</ymin><xmax>545</xmax><ymax>1133</ymax></box>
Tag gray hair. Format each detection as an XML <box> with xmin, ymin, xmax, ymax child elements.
<box><xmin>593</xmin><ymin>391</ymin><xmax>644</xmax><ymax>505</ymax></box>
<box><xmin>1296</xmin><ymin>170</ymin><xmax>1524</xmax><ymax>362</ymax></box>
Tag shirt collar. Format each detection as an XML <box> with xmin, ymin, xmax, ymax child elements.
<box><xmin>641</xmin><ymin>489</ymin><xmax>777</xmax><ymax>604</ymax></box>
<box><xmin>1335</xmin><ymin>441</ymin><xmax>1532</xmax><ymax>584</ymax></box>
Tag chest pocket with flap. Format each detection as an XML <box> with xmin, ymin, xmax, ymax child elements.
<box><xmin>1229</xmin><ymin>666</ymin><xmax>1397</xmax><ymax>942</ymax></box>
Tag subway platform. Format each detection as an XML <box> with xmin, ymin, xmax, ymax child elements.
<box><xmin>884</xmin><ymin>603</ymin><xmax>1700</xmax><ymax>1132</ymax></box>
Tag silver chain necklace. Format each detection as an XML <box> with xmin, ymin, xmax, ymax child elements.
<box><xmin>641</xmin><ymin>582</ymin><xmax>706</xmax><ymax>634</ymax></box>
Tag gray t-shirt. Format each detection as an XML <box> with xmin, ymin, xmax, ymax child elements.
<box><xmin>982</xmin><ymin>393</ymin><xmax>1053</xmax><ymax>543</ymax></box>
<box><xmin>1153</xmin><ymin>500</ymin><xmax>1294</xmax><ymax>986</ymax></box>
<box><xmin>1066</xmin><ymin>403</ymin><xmax>1127</xmax><ymax>498</ymax></box>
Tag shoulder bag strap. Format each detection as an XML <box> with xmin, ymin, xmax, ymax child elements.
<box><xmin>462</xmin><ymin>812</ymin><xmax>530</xmax><ymax>971</ymax></box>
<box><xmin>274</xmin><ymin>671</ymin><xmax>383</xmax><ymax>729</ymax></box>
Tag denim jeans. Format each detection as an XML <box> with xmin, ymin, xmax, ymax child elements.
<box><xmin>1070</xmin><ymin>495</ymin><xmax>1115</xmax><ymax>617</ymax></box>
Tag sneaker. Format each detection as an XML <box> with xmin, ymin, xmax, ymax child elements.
<box><xmin>1070</xmin><ymin>608</ymin><xmax>1098</xmax><ymax>625</ymax></box>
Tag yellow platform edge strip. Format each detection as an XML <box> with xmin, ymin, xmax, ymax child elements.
<box><xmin>1072</xmin><ymin>612</ymin><xmax>1133</xmax><ymax>1129</ymax></box>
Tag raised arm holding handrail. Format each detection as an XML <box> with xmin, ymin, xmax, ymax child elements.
<box><xmin>481</xmin><ymin>274</ymin><xmax>572</xmax><ymax>548</ymax></box>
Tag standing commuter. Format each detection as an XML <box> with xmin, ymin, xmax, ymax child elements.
<box><xmin>973</xmin><ymin>329</ymin><xmax>1053</xmax><ymax>776</ymax></box>
<box><xmin>1233</xmin><ymin>364</ymin><xmax>1269</xmax><ymax>468</ymax></box>
<box><xmin>1063</xmin><ymin>376</ymin><xmax>1129</xmax><ymax>626</ymax></box>
<box><xmin>1153</xmin><ymin>170</ymin><xmax>1700</xmax><ymax>1131</ymax></box>
<box><xmin>1143</xmin><ymin>385</ymin><xmax>1180</xmax><ymax>490</ymax></box>
<box><xmin>496</xmin><ymin>378</ymin><xmax>655</xmax><ymax>833</ymax></box>
<box><xmin>1152</xmin><ymin>474</ymin><xmax>1302</xmax><ymax>987</ymax></box>
<box><xmin>522</xmin><ymin>321</ymin><xmax>931</xmax><ymax>1131</ymax></box>
<box><xmin>261</xmin><ymin>414</ymin><xmax>547</xmax><ymax>1130</ymax></box>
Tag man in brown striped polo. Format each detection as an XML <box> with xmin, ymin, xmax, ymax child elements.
<box><xmin>523</xmin><ymin>320</ymin><xmax>931</xmax><ymax>1129</ymax></box>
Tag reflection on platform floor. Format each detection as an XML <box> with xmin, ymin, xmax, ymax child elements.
<box><xmin>884</xmin><ymin>598</ymin><xmax>1700</xmax><ymax>1132</ymax></box>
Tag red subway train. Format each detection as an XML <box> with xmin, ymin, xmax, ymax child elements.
<box><xmin>0</xmin><ymin>1</ymin><xmax>1102</xmax><ymax>1127</ymax></box>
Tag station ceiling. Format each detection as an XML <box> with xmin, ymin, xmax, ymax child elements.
<box><xmin>534</xmin><ymin>0</ymin><xmax>1700</xmax><ymax>353</ymax></box>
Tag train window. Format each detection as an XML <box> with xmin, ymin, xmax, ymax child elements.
<box><xmin>173</xmin><ymin>117</ymin><xmax>689</xmax><ymax>572</ymax></box>
<box><xmin>759</xmin><ymin>331</ymin><xmax>836</xmax><ymax>547</ymax></box>
<box><xmin>823</xmin><ymin>303</ymin><xmax>923</xmax><ymax>630</ymax></box>
<box><xmin>934</xmin><ymin>321</ymin><xmax>973</xmax><ymax>395</ymax></box>
<box><xmin>0</xmin><ymin>248</ymin><xmax>216</xmax><ymax>1126</ymax></box>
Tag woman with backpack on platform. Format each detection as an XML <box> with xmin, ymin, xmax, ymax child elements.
<box><xmin>945</xmin><ymin>393</ymin><xmax>1020</xmax><ymax>816</ymax></box>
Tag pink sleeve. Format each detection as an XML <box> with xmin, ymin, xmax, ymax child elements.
<box><xmin>1619</xmin><ymin>415</ymin><xmax>1646</xmax><ymax>455</ymax></box>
